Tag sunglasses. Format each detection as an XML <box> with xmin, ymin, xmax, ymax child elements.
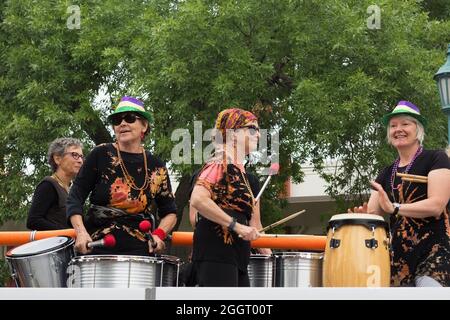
<box><xmin>241</xmin><ymin>125</ymin><xmax>260</xmax><ymax>135</ymax></box>
<box><xmin>63</xmin><ymin>151</ymin><xmax>84</xmax><ymax>160</ymax></box>
<box><xmin>110</xmin><ymin>113</ymin><xmax>142</xmax><ymax>126</ymax></box>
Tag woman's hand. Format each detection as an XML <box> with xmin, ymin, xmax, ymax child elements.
<box><xmin>74</xmin><ymin>230</ymin><xmax>93</xmax><ymax>254</ymax></box>
<box><xmin>235</xmin><ymin>224</ymin><xmax>260</xmax><ymax>241</ymax></box>
<box><xmin>256</xmin><ymin>247</ymin><xmax>272</xmax><ymax>255</ymax></box>
<box><xmin>347</xmin><ymin>202</ymin><xmax>368</xmax><ymax>213</ymax></box>
<box><xmin>148</xmin><ymin>235</ymin><xmax>166</xmax><ymax>254</ymax></box>
<box><xmin>71</xmin><ymin>215</ymin><xmax>93</xmax><ymax>254</ymax></box>
<box><xmin>370</xmin><ymin>181</ymin><xmax>394</xmax><ymax>214</ymax></box>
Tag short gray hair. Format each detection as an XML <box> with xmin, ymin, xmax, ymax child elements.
<box><xmin>47</xmin><ymin>138</ymin><xmax>83</xmax><ymax>172</ymax></box>
<box><xmin>386</xmin><ymin>115</ymin><xmax>425</xmax><ymax>146</ymax></box>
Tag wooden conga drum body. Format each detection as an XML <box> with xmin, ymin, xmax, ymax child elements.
<box><xmin>323</xmin><ymin>213</ymin><xmax>390</xmax><ymax>287</ymax></box>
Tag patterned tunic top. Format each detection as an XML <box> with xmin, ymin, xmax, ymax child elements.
<box><xmin>375</xmin><ymin>149</ymin><xmax>450</xmax><ymax>286</ymax></box>
<box><xmin>192</xmin><ymin>161</ymin><xmax>255</xmax><ymax>271</ymax></box>
<box><xmin>67</xmin><ymin>143</ymin><xmax>176</xmax><ymax>255</ymax></box>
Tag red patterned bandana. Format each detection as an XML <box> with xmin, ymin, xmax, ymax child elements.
<box><xmin>215</xmin><ymin>108</ymin><xmax>257</xmax><ymax>141</ymax></box>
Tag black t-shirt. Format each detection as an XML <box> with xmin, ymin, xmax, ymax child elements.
<box><xmin>375</xmin><ymin>149</ymin><xmax>450</xmax><ymax>286</ymax></box>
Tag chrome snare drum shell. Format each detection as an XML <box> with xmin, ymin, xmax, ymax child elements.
<box><xmin>67</xmin><ymin>254</ymin><xmax>181</xmax><ymax>288</ymax></box>
<box><xmin>5</xmin><ymin>236</ymin><xmax>75</xmax><ymax>287</ymax></box>
<box><xmin>248</xmin><ymin>254</ymin><xmax>274</xmax><ymax>287</ymax></box>
<box><xmin>274</xmin><ymin>251</ymin><xmax>323</xmax><ymax>287</ymax></box>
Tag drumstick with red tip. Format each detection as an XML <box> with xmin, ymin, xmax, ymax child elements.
<box><xmin>87</xmin><ymin>234</ymin><xmax>116</xmax><ymax>249</ymax></box>
<box><xmin>255</xmin><ymin>163</ymin><xmax>280</xmax><ymax>203</ymax></box>
<box><xmin>139</xmin><ymin>220</ymin><xmax>157</xmax><ymax>249</ymax></box>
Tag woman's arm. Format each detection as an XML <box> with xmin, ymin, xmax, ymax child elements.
<box><xmin>370</xmin><ymin>168</ymin><xmax>450</xmax><ymax>218</ymax></box>
<box><xmin>150</xmin><ymin>213</ymin><xmax>177</xmax><ymax>253</ymax></box>
<box><xmin>249</xmin><ymin>201</ymin><xmax>272</xmax><ymax>254</ymax></box>
<box><xmin>189</xmin><ymin>204</ymin><xmax>198</xmax><ymax>229</ymax></box>
<box><xmin>190</xmin><ymin>185</ymin><xmax>260</xmax><ymax>241</ymax></box>
<box><xmin>70</xmin><ymin>214</ymin><xmax>92</xmax><ymax>254</ymax></box>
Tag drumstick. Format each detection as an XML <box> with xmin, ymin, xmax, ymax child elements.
<box><xmin>259</xmin><ymin>233</ymin><xmax>313</xmax><ymax>238</ymax></box>
<box><xmin>400</xmin><ymin>177</ymin><xmax>428</xmax><ymax>184</ymax></box>
<box><xmin>259</xmin><ymin>209</ymin><xmax>306</xmax><ymax>232</ymax></box>
<box><xmin>396</xmin><ymin>172</ymin><xmax>428</xmax><ymax>181</ymax></box>
<box><xmin>255</xmin><ymin>163</ymin><xmax>280</xmax><ymax>203</ymax></box>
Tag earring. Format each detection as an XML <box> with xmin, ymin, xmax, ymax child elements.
<box><xmin>141</xmin><ymin>132</ymin><xmax>145</xmax><ymax>140</ymax></box>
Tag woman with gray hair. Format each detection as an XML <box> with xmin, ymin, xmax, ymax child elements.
<box><xmin>27</xmin><ymin>137</ymin><xmax>84</xmax><ymax>230</ymax></box>
<box><xmin>352</xmin><ymin>101</ymin><xmax>450</xmax><ymax>287</ymax></box>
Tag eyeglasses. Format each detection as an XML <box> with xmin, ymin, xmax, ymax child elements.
<box><xmin>241</xmin><ymin>125</ymin><xmax>260</xmax><ymax>135</ymax></box>
<box><xmin>110</xmin><ymin>113</ymin><xmax>142</xmax><ymax>126</ymax></box>
<box><xmin>64</xmin><ymin>152</ymin><xmax>84</xmax><ymax>160</ymax></box>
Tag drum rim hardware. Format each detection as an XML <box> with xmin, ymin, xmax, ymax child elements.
<box><xmin>6</xmin><ymin>236</ymin><xmax>73</xmax><ymax>258</ymax></box>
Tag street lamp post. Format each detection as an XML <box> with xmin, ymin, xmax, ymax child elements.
<box><xmin>434</xmin><ymin>44</ymin><xmax>450</xmax><ymax>146</ymax></box>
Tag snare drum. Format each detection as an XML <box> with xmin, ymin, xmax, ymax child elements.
<box><xmin>322</xmin><ymin>213</ymin><xmax>390</xmax><ymax>287</ymax></box>
<box><xmin>5</xmin><ymin>236</ymin><xmax>75</xmax><ymax>287</ymax></box>
<box><xmin>248</xmin><ymin>254</ymin><xmax>274</xmax><ymax>287</ymax></box>
<box><xmin>67</xmin><ymin>255</ymin><xmax>181</xmax><ymax>288</ymax></box>
<box><xmin>274</xmin><ymin>252</ymin><xmax>323</xmax><ymax>287</ymax></box>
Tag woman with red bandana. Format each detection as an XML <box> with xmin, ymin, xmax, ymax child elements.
<box><xmin>190</xmin><ymin>108</ymin><xmax>266</xmax><ymax>287</ymax></box>
<box><xmin>67</xmin><ymin>96</ymin><xmax>177</xmax><ymax>256</ymax></box>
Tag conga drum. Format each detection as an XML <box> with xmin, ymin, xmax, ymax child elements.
<box><xmin>322</xmin><ymin>213</ymin><xmax>390</xmax><ymax>287</ymax></box>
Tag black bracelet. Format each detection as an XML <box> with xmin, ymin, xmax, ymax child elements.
<box><xmin>228</xmin><ymin>217</ymin><xmax>237</xmax><ymax>232</ymax></box>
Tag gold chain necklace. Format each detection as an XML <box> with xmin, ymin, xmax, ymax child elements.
<box><xmin>115</xmin><ymin>144</ymin><xmax>150</xmax><ymax>191</ymax></box>
<box><xmin>51</xmin><ymin>173</ymin><xmax>70</xmax><ymax>193</ymax></box>
<box><xmin>239</xmin><ymin>169</ymin><xmax>255</xmax><ymax>207</ymax></box>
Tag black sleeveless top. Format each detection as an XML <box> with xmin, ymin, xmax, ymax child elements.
<box><xmin>192</xmin><ymin>162</ymin><xmax>258</xmax><ymax>271</ymax></box>
<box><xmin>27</xmin><ymin>176</ymin><xmax>69</xmax><ymax>230</ymax></box>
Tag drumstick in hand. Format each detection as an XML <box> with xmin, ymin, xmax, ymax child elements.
<box><xmin>139</xmin><ymin>220</ymin><xmax>157</xmax><ymax>249</ymax></box>
<box><xmin>259</xmin><ymin>209</ymin><xmax>306</xmax><ymax>233</ymax></box>
<box><xmin>255</xmin><ymin>163</ymin><xmax>280</xmax><ymax>204</ymax></box>
<box><xmin>87</xmin><ymin>234</ymin><xmax>116</xmax><ymax>248</ymax></box>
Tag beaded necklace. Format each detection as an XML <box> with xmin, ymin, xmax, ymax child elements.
<box><xmin>115</xmin><ymin>143</ymin><xmax>150</xmax><ymax>191</ymax></box>
<box><xmin>390</xmin><ymin>146</ymin><xmax>423</xmax><ymax>192</ymax></box>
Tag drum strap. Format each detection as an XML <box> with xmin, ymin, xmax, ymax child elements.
<box><xmin>90</xmin><ymin>222</ymin><xmax>149</xmax><ymax>243</ymax></box>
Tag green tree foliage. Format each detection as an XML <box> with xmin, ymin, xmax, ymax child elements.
<box><xmin>1</xmin><ymin>0</ymin><xmax>449</xmax><ymax>229</ymax></box>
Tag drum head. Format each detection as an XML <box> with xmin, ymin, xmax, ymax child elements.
<box><xmin>328</xmin><ymin>213</ymin><xmax>388</xmax><ymax>231</ymax></box>
<box><xmin>250</xmin><ymin>254</ymin><xmax>273</xmax><ymax>259</ymax></box>
<box><xmin>158</xmin><ymin>255</ymin><xmax>181</xmax><ymax>265</ymax></box>
<box><xmin>329</xmin><ymin>213</ymin><xmax>385</xmax><ymax>222</ymax></box>
<box><xmin>7</xmin><ymin>236</ymin><xmax>73</xmax><ymax>257</ymax></box>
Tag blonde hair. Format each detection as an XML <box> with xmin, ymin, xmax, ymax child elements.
<box><xmin>386</xmin><ymin>115</ymin><xmax>425</xmax><ymax>146</ymax></box>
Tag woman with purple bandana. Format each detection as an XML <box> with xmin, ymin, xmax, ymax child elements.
<box><xmin>67</xmin><ymin>96</ymin><xmax>177</xmax><ymax>256</ymax></box>
<box><xmin>355</xmin><ymin>101</ymin><xmax>450</xmax><ymax>286</ymax></box>
<box><xmin>190</xmin><ymin>108</ymin><xmax>265</xmax><ymax>286</ymax></box>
